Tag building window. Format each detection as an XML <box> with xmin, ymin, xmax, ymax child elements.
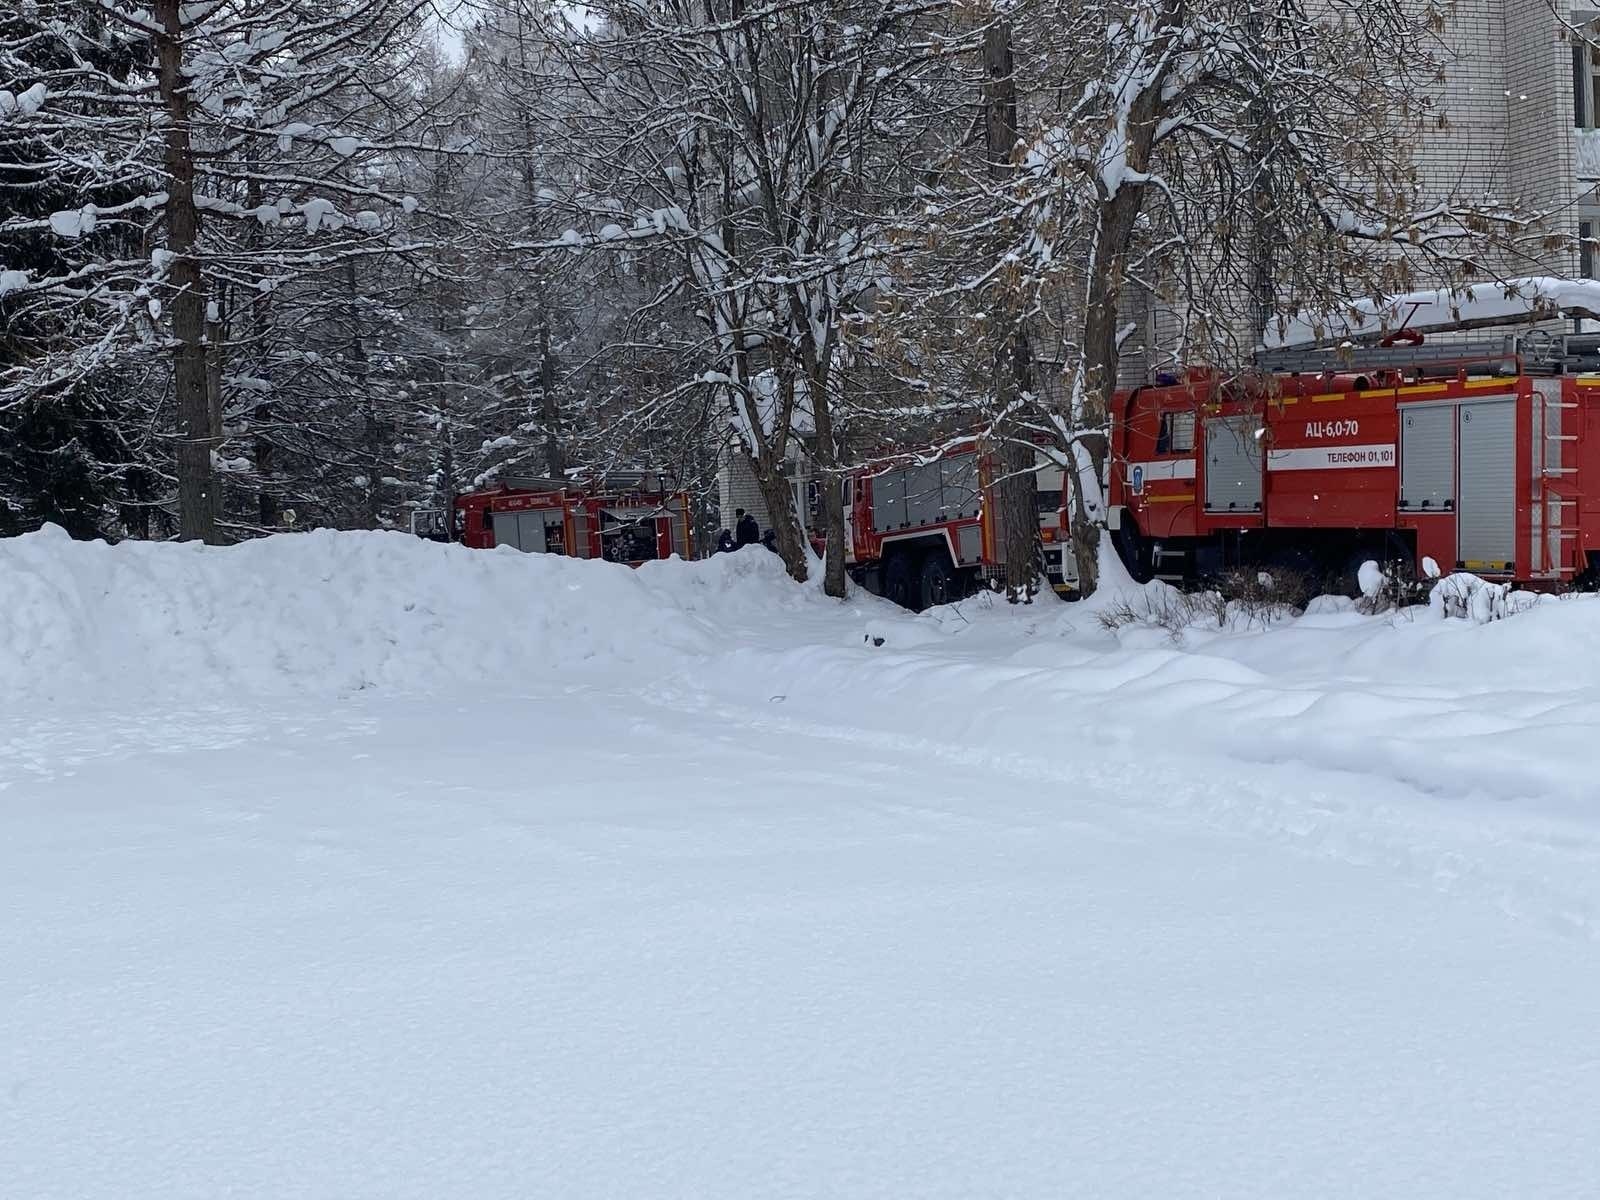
<box><xmin>1577</xmin><ymin>38</ymin><xmax>1600</xmax><ymax>128</ymax></box>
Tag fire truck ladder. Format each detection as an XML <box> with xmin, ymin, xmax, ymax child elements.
<box><xmin>1254</xmin><ymin>331</ymin><xmax>1600</xmax><ymax>378</ymax></box>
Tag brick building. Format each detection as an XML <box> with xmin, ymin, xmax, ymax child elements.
<box><xmin>1428</xmin><ymin>0</ymin><xmax>1587</xmax><ymax>270</ymax></box>
<box><xmin>712</xmin><ymin>369</ymin><xmax>816</xmax><ymax>543</ymax></box>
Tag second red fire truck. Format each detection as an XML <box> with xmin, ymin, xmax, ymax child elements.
<box><xmin>818</xmin><ymin>441</ymin><xmax>1076</xmax><ymax>610</ymax></box>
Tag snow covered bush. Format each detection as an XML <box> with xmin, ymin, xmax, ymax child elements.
<box><xmin>1428</xmin><ymin>573</ymin><xmax>1541</xmax><ymax>623</ymax></box>
<box><xmin>1094</xmin><ymin>586</ymin><xmax>1200</xmax><ymax>640</ymax></box>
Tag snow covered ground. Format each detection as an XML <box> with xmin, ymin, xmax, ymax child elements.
<box><xmin>4</xmin><ymin>529</ymin><xmax>1600</xmax><ymax>1198</ymax></box>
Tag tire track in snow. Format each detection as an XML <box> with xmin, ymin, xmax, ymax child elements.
<box><xmin>640</xmin><ymin>673</ymin><xmax>1600</xmax><ymax>943</ymax></box>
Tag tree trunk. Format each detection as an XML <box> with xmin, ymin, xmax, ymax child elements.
<box><xmin>240</xmin><ymin>161</ymin><xmax>279</xmax><ymax>529</ymax></box>
<box><xmin>731</xmin><ymin>359</ymin><xmax>809</xmax><ymax>583</ymax></box>
<box><xmin>256</xmin><ymin>411</ymin><xmax>280</xmax><ymax>528</ymax></box>
<box><xmin>539</xmin><ymin>317</ymin><xmax>565</xmax><ymax>478</ymax></box>
<box><xmin>1071</xmin><ymin>183</ymin><xmax>1148</xmax><ymax>596</ymax></box>
<box><xmin>982</xmin><ymin>14</ymin><xmax>1038</xmax><ymax>602</ymax></box>
<box><xmin>998</xmin><ymin>338</ymin><xmax>1039</xmax><ymax>603</ymax></box>
<box><xmin>1069</xmin><ymin>31</ymin><xmax>1166</xmax><ymax>596</ymax></box>
<box><xmin>205</xmin><ymin>289</ymin><xmax>225</xmax><ymax>518</ymax></box>
<box><xmin>749</xmin><ymin>449</ymin><xmax>808</xmax><ymax>583</ymax></box>
<box><xmin>345</xmin><ymin>259</ymin><xmax>380</xmax><ymax>529</ymax></box>
<box><xmin>436</xmin><ymin>425</ymin><xmax>457</xmax><ymax>542</ymax></box>
<box><xmin>155</xmin><ymin>0</ymin><xmax>219</xmax><ymax>544</ymax></box>
<box><xmin>801</xmin><ymin>355</ymin><xmax>847</xmax><ymax>598</ymax></box>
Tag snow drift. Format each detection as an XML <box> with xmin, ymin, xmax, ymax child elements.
<box><xmin>7</xmin><ymin>525</ymin><xmax>1600</xmax><ymax>810</ymax></box>
<box><xmin>0</xmin><ymin>526</ymin><xmax>852</xmax><ymax>703</ymax></box>
<box><xmin>6</xmin><ymin>525</ymin><xmax>1600</xmax><ymax>717</ymax></box>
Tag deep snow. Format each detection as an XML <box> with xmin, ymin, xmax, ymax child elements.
<box><xmin>4</xmin><ymin>530</ymin><xmax>1600</xmax><ymax>1198</ymax></box>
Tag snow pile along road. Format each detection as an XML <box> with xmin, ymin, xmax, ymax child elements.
<box><xmin>0</xmin><ymin>525</ymin><xmax>851</xmax><ymax>703</ymax></box>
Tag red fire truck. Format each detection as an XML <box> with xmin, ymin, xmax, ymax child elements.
<box><xmin>817</xmin><ymin>439</ymin><xmax>1075</xmax><ymax>610</ymax></box>
<box><xmin>1106</xmin><ymin>331</ymin><xmax>1600</xmax><ymax>590</ymax></box>
<box><xmin>412</xmin><ymin>472</ymin><xmax>695</xmax><ymax>564</ymax></box>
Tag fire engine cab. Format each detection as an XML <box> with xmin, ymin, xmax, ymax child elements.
<box><xmin>413</xmin><ymin>472</ymin><xmax>695</xmax><ymax>565</ymax></box>
<box><xmin>1107</xmin><ymin>330</ymin><xmax>1600</xmax><ymax>590</ymax></box>
<box><xmin>817</xmin><ymin>439</ymin><xmax>1076</xmax><ymax>610</ymax></box>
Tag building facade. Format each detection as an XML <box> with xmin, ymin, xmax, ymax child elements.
<box><xmin>1429</xmin><ymin>0</ymin><xmax>1586</xmax><ymax>272</ymax></box>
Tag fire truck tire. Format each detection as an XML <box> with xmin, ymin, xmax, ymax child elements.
<box><xmin>919</xmin><ymin>553</ymin><xmax>956</xmax><ymax>610</ymax></box>
<box><xmin>1112</xmin><ymin>521</ymin><xmax>1152</xmax><ymax>583</ymax></box>
<box><xmin>1576</xmin><ymin>553</ymin><xmax>1600</xmax><ymax>592</ymax></box>
<box><xmin>883</xmin><ymin>551</ymin><xmax>916</xmax><ymax>609</ymax></box>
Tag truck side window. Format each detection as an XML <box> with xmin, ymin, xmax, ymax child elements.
<box><xmin>1157</xmin><ymin>411</ymin><xmax>1195</xmax><ymax>454</ymax></box>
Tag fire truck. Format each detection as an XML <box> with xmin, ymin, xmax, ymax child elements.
<box><xmin>412</xmin><ymin>472</ymin><xmax>695</xmax><ymax>564</ymax></box>
<box><xmin>817</xmin><ymin>440</ymin><xmax>1076</xmax><ymax>610</ymax></box>
<box><xmin>1107</xmin><ymin>330</ymin><xmax>1600</xmax><ymax>590</ymax></box>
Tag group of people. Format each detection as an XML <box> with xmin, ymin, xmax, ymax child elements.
<box><xmin>714</xmin><ymin>508</ymin><xmax>778</xmax><ymax>555</ymax></box>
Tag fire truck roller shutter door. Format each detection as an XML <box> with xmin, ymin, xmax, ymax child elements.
<box><xmin>1457</xmin><ymin>398</ymin><xmax>1517</xmax><ymax>569</ymax></box>
<box><xmin>905</xmin><ymin>461</ymin><xmax>943</xmax><ymax>527</ymax></box>
<box><xmin>874</xmin><ymin>470</ymin><xmax>907</xmax><ymax>531</ymax></box>
<box><xmin>1204</xmin><ymin>416</ymin><xmax>1263</xmax><ymax>512</ymax></box>
<box><xmin>516</xmin><ymin>510</ymin><xmax>549</xmax><ymax>553</ymax></box>
<box><xmin>1401</xmin><ymin>405</ymin><xmax>1454</xmax><ymax>511</ymax></box>
<box><xmin>492</xmin><ymin>510</ymin><xmax>523</xmax><ymax>550</ymax></box>
<box><xmin>570</xmin><ymin>507</ymin><xmax>592</xmax><ymax>558</ymax></box>
<box><xmin>956</xmin><ymin>522</ymin><xmax>982</xmax><ymax>564</ymax></box>
<box><xmin>942</xmin><ymin>455</ymin><xmax>979</xmax><ymax>519</ymax></box>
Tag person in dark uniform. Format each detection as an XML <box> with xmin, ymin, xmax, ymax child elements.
<box><xmin>715</xmin><ymin>529</ymin><xmax>736</xmax><ymax>554</ymax></box>
<box><xmin>735</xmin><ymin>508</ymin><xmax>760</xmax><ymax>548</ymax></box>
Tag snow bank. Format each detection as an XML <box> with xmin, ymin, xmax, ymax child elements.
<box><xmin>683</xmin><ymin>569</ymin><xmax>1600</xmax><ymax>812</ymax></box>
<box><xmin>0</xmin><ymin>527</ymin><xmax>852</xmax><ymax>703</ymax></box>
<box><xmin>8</xmin><ymin>526</ymin><xmax>1600</xmax><ymax>814</ymax></box>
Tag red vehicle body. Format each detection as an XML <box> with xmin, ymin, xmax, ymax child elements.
<box><xmin>815</xmin><ymin>438</ymin><xmax>1075</xmax><ymax>610</ymax></box>
<box><xmin>425</xmin><ymin>474</ymin><xmax>694</xmax><ymax>565</ymax></box>
<box><xmin>1107</xmin><ymin>355</ymin><xmax>1600</xmax><ymax>589</ymax></box>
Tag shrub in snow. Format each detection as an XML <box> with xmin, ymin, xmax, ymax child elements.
<box><xmin>1358</xmin><ymin>560</ymin><xmax>1386</xmax><ymax>598</ymax></box>
<box><xmin>1353</xmin><ymin>558</ymin><xmax>1436</xmax><ymax>615</ymax></box>
<box><xmin>1354</xmin><ymin>559</ymin><xmax>1393</xmax><ymax>615</ymax></box>
<box><xmin>1428</xmin><ymin>572</ymin><xmax>1540</xmax><ymax>623</ymax></box>
<box><xmin>1094</xmin><ymin>585</ymin><xmax>1198</xmax><ymax>640</ymax></box>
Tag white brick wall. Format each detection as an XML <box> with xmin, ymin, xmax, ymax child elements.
<box><xmin>716</xmin><ymin>448</ymin><xmax>771</xmax><ymax>535</ymax></box>
<box><xmin>715</xmin><ymin>442</ymin><xmax>812</xmax><ymax>538</ymax></box>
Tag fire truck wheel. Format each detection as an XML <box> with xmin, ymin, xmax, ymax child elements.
<box><xmin>919</xmin><ymin>553</ymin><xmax>955</xmax><ymax>610</ymax></box>
<box><xmin>1112</xmin><ymin>521</ymin><xmax>1151</xmax><ymax>583</ymax></box>
<box><xmin>883</xmin><ymin>552</ymin><xmax>916</xmax><ymax>609</ymax></box>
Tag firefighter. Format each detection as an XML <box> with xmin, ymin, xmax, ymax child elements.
<box><xmin>715</xmin><ymin>529</ymin><xmax>735</xmax><ymax>554</ymax></box>
<box><xmin>735</xmin><ymin>508</ymin><xmax>760</xmax><ymax>548</ymax></box>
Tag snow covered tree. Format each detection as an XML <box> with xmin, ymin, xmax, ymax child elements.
<box><xmin>0</xmin><ymin>4</ymin><xmax>165</xmax><ymax>536</ymax></box>
<box><xmin>519</xmin><ymin>0</ymin><xmax>957</xmax><ymax>592</ymax></box>
<box><xmin>1</xmin><ymin>1</ymin><xmax>453</xmax><ymax>540</ymax></box>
